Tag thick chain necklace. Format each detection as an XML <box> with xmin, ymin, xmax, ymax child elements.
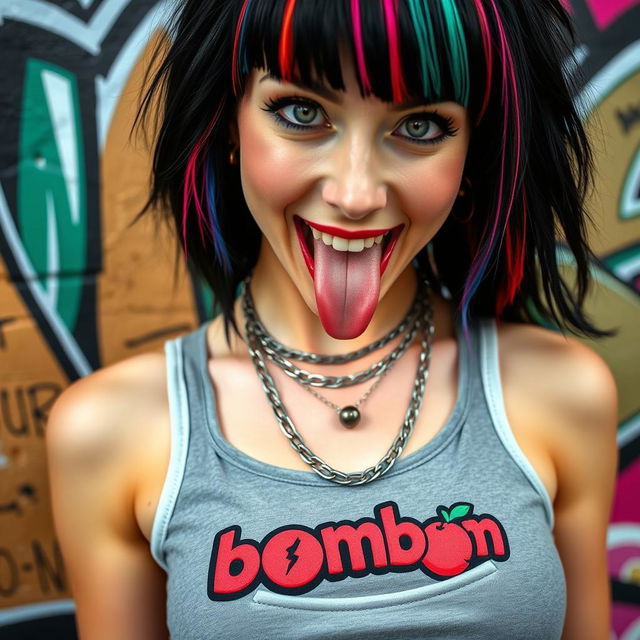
<box><xmin>243</xmin><ymin>280</ymin><xmax>426</xmax><ymax>388</ymax></box>
<box><xmin>242</xmin><ymin>278</ymin><xmax>434</xmax><ymax>486</ymax></box>
<box><xmin>244</xmin><ymin>277</ymin><xmax>426</xmax><ymax>427</ymax></box>
<box><xmin>244</xmin><ymin>281</ymin><xmax>424</xmax><ymax>364</ymax></box>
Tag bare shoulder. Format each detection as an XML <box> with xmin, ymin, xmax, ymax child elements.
<box><xmin>46</xmin><ymin>352</ymin><xmax>171</xmax><ymax>638</ymax></box>
<box><xmin>47</xmin><ymin>350</ymin><xmax>169</xmax><ymax>476</ymax></box>
<box><xmin>495</xmin><ymin>321</ymin><xmax>618</xmax><ymax>439</ymax></box>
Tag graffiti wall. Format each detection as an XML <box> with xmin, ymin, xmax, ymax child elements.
<box><xmin>567</xmin><ymin>1</ymin><xmax>640</xmax><ymax>637</ymax></box>
<box><xmin>0</xmin><ymin>1</ymin><xmax>199</xmax><ymax>637</ymax></box>
<box><xmin>0</xmin><ymin>0</ymin><xmax>637</xmax><ymax>637</ymax></box>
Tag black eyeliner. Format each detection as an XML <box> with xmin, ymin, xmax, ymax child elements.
<box><xmin>262</xmin><ymin>96</ymin><xmax>458</xmax><ymax>145</ymax></box>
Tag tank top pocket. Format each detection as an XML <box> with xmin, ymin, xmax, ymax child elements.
<box><xmin>251</xmin><ymin>561</ymin><xmax>497</xmax><ymax>612</ymax></box>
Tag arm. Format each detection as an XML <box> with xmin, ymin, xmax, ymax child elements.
<box><xmin>545</xmin><ymin>341</ymin><xmax>618</xmax><ymax>640</ymax></box>
<box><xmin>46</xmin><ymin>359</ymin><xmax>169</xmax><ymax>640</ymax></box>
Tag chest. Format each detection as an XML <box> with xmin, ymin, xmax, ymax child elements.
<box><xmin>135</xmin><ymin>339</ymin><xmax>557</xmax><ymax>541</ymax></box>
<box><xmin>210</xmin><ymin>341</ymin><xmax>457</xmax><ymax>470</ymax></box>
<box><xmin>208</xmin><ymin>342</ymin><xmax>556</xmax><ymax>498</ymax></box>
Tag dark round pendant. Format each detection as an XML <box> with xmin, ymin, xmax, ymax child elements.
<box><xmin>339</xmin><ymin>406</ymin><xmax>361</xmax><ymax>428</ymax></box>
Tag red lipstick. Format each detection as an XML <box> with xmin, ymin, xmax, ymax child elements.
<box><xmin>293</xmin><ymin>215</ymin><xmax>404</xmax><ymax>278</ymax></box>
<box><xmin>301</xmin><ymin>218</ymin><xmax>397</xmax><ymax>240</ymax></box>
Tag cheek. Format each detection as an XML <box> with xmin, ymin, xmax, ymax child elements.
<box><xmin>238</xmin><ymin>113</ymin><xmax>309</xmax><ymax>218</ymax></box>
<box><xmin>399</xmin><ymin>154</ymin><xmax>465</xmax><ymax>226</ymax></box>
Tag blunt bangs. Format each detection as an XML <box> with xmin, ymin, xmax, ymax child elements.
<box><xmin>234</xmin><ymin>0</ymin><xmax>482</xmax><ymax>116</ymax></box>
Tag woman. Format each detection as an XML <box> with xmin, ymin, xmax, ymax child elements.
<box><xmin>46</xmin><ymin>1</ymin><xmax>618</xmax><ymax>638</ymax></box>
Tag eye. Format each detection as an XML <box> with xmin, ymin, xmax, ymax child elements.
<box><xmin>262</xmin><ymin>97</ymin><xmax>329</xmax><ymax>130</ymax></box>
<box><xmin>393</xmin><ymin>112</ymin><xmax>458</xmax><ymax>146</ymax></box>
<box><xmin>281</xmin><ymin>103</ymin><xmax>324</xmax><ymax>126</ymax></box>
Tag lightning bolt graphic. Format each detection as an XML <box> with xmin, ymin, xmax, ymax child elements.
<box><xmin>285</xmin><ymin>538</ymin><xmax>301</xmax><ymax>575</ymax></box>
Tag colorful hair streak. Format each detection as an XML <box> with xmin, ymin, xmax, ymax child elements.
<box><xmin>382</xmin><ymin>0</ymin><xmax>406</xmax><ymax>102</ymax></box>
<box><xmin>440</xmin><ymin>0</ymin><xmax>469</xmax><ymax>107</ymax></box>
<box><xmin>204</xmin><ymin>153</ymin><xmax>232</xmax><ymax>272</ymax></box>
<box><xmin>350</xmin><ymin>0</ymin><xmax>373</xmax><ymax>95</ymax></box>
<box><xmin>406</xmin><ymin>0</ymin><xmax>440</xmax><ymax>98</ymax></box>
<box><xmin>460</xmin><ymin>0</ymin><xmax>522</xmax><ymax>334</ymax></box>
<box><xmin>496</xmin><ymin>191</ymin><xmax>527</xmax><ymax>313</ymax></box>
<box><xmin>407</xmin><ymin>0</ymin><xmax>469</xmax><ymax>105</ymax></box>
<box><xmin>232</xmin><ymin>0</ymin><xmax>252</xmax><ymax>96</ymax></box>
<box><xmin>278</xmin><ymin>0</ymin><xmax>297</xmax><ymax>81</ymax></box>
<box><xmin>183</xmin><ymin>138</ymin><xmax>207</xmax><ymax>254</ymax></box>
<box><xmin>182</xmin><ymin>101</ymin><xmax>229</xmax><ymax>269</ymax></box>
<box><xmin>471</xmin><ymin>0</ymin><xmax>493</xmax><ymax>124</ymax></box>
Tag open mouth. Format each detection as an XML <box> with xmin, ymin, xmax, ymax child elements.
<box><xmin>293</xmin><ymin>215</ymin><xmax>403</xmax><ymax>278</ymax></box>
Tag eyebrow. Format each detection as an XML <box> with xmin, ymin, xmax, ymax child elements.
<box><xmin>258</xmin><ymin>73</ymin><xmax>440</xmax><ymax>112</ymax></box>
<box><xmin>259</xmin><ymin>73</ymin><xmax>341</xmax><ymax>103</ymax></box>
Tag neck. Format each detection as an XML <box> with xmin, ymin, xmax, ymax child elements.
<box><xmin>244</xmin><ymin>242</ymin><xmax>419</xmax><ymax>355</ymax></box>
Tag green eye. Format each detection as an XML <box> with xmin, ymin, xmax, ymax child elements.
<box><xmin>290</xmin><ymin>104</ymin><xmax>319</xmax><ymax>124</ymax></box>
<box><xmin>392</xmin><ymin>112</ymin><xmax>458</xmax><ymax>146</ymax></box>
<box><xmin>263</xmin><ymin>97</ymin><xmax>329</xmax><ymax>131</ymax></box>
<box><xmin>403</xmin><ymin>118</ymin><xmax>437</xmax><ymax>139</ymax></box>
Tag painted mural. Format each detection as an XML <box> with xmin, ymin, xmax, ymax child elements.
<box><xmin>0</xmin><ymin>0</ymin><xmax>637</xmax><ymax>637</ymax></box>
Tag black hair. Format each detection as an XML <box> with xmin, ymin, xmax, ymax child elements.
<box><xmin>135</xmin><ymin>0</ymin><xmax>610</xmax><ymax>342</ymax></box>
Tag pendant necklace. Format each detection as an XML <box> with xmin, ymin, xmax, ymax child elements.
<box><xmin>243</xmin><ymin>276</ymin><xmax>427</xmax><ymax>428</ymax></box>
<box><xmin>241</xmin><ymin>275</ymin><xmax>435</xmax><ymax>486</ymax></box>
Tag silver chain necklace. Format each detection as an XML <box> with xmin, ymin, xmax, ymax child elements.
<box><xmin>244</xmin><ymin>281</ymin><xmax>424</xmax><ymax>364</ymax></box>
<box><xmin>243</xmin><ymin>281</ymin><xmax>426</xmax><ymax>388</ymax></box>
<box><xmin>244</xmin><ymin>279</ymin><xmax>426</xmax><ymax>427</ymax></box>
<box><xmin>242</xmin><ymin>278</ymin><xmax>434</xmax><ymax>486</ymax></box>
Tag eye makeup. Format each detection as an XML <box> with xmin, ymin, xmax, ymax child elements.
<box><xmin>261</xmin><ymin>96</ymin><xmax>330</xmax><ymax>131</ymax></box>
<box><xmin>261</xmin><ymin>95</ymin><xmax>459</xmax><ymax>146</ymax></box>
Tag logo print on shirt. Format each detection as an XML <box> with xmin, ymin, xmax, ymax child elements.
<box><xmin>207</xmin><ymin>501</ymin><xmax>510</xmax><ymax>601</ymax></box>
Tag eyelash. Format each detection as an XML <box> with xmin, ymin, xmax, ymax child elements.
<box><xmin>261</xmin><ymin>96</ymin><xmax>458</xmax><ymax>146</ymax></box>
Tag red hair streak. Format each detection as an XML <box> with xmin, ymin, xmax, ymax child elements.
<box><xmin>382</xmin><ymin>0</ymin><xmax>407</xmax><ymax>103</ymax></box>
<box><xmin>279</xmin><ymin>0</ymin><xmax>297</xmax><ymax>81</ymax></box>
<box><xmin>232</xmin><ymin>0</ymin><xmax>251</xmax><ymax>96</ymax></box>
<box><xmin>497</xmin><ymin>192</ymin><xmax>527</xmax><ymax>314</ymax></box>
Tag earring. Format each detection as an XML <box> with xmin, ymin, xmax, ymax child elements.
<box><xmin>229</xmin><ymin>147</ymin><xmax>239</xmax><ymax>165</ymax></box>
<box><xmin>458</xmin><ymin>176</ymin><xmax>472</xmax><ymax>198</ymax></box>
<box><xmin>453</xmin><ymin>176</ymin><xmax>474</xmax><ymax>224</ymax></box>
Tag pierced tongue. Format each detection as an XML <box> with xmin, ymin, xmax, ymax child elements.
<box><xmin>313</xmin><ymin>238</ymin><xmax>382</xmax><ymax>339</ymax></box>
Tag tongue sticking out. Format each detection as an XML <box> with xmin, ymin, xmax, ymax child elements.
<box><xmin>313</xmin><ymin>237</ymin><xmax>382</xmax><ymax>339</ymax></box>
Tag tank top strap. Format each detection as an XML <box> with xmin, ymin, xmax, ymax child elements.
<box><xmin>180</xmin><ymin>321</ymin><xmax>215</xmax><ymax>433</ymax></box>
<box><xmin>474</xmin><ymin>318</ymin><xmax>555</xmax><ymax>527</ymax></box>
<box><xmin>151</xmin><ymin>323</ymin><xmax>211</xmax><ymax>570</ymax></box>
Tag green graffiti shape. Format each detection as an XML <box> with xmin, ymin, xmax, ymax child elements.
<box><xmin>18</xmin><ymin>58</ymin><xmax>87</xmax><ymax>333</ymax></box>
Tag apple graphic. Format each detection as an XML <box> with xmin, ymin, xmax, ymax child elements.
<box><xmin>422</xmin><ymin>503</ymin><xmax>474</xmax><ymax>577</ymax></box>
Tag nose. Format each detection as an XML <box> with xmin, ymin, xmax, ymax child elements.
<box><xmin>321</xmin><ymin>136</ymin><xmax>387</xmax><ymax>220</ymax></box>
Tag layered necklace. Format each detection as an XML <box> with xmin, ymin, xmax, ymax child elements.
<box><xmin>242</xmin><ymin>275</ymin><xmax>434</xmax><ymax>486</ymax></box>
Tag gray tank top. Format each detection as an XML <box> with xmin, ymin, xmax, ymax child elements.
<box><xmin>151</xmin><ymin>318</ymin><xmax>565</xmax><ymax>639</ymax></box>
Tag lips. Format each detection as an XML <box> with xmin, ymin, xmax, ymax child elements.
<box><xmin>293</xmin><ymin>215</ymin><xmax>403</xmax><ymax>278</ymax></box>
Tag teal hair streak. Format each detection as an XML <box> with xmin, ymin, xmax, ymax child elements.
<box><xmin>406</xmin><ymin>0</ymin><xmax>470</xmax><ymax>106</ymax></box>
<box><xmin>440</xmin><ymin>0</ymin><xmax>469</xmax><ymax>106</ymax></box>
<box><xmin>406</xmin><ymin>0</ymin><xmax>441</xmax><ymax>97</ymax></box>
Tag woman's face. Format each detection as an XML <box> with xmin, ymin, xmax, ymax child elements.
<box><xmin>236</xmin><ymin>59</ymin><xmax>471</xmax><ymax>339</ymax></box>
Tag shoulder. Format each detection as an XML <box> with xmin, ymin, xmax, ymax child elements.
<box><xmin>495</xmin><ymin>321</ymin><xmax>617</xmax><ymax>430</ymax></box>
<box><xmin>494</xmin><ymin>321</ymin><xmax>618</xmax><ymax>496</ymax></box>
<box><xmin>46</xmin><ymin>350</ymin><xmax>170</xmax><ymax>487</ymax></box>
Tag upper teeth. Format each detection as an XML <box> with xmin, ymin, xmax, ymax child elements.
<box><xmin>311</xmin><ymin>227</ymin><xmax>384</xmax><ymax>252</ymax></box>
